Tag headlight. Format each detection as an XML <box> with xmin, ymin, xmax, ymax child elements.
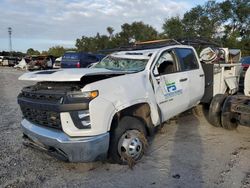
<box><xmin>71</xmin><ymin>110</ymin><xmax>91</xmax><ymax>129</ymax></box>
<box><xmin>78</xmin><ymin>110</ymin><xmax>91</xmax><ymax>128</ymax></box>
<box><xmin>69</xmin><ymin>90</ymin><xmax>98</xmax><ymax>99</ymax></box>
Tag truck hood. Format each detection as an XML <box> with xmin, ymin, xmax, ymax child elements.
<box><xmin>18</xmin><ymin>68</ymin><xmax>124</xmax><ymax>82</ymax></box>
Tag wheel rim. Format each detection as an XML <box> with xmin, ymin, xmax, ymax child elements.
<box><xmin>118</xmin><ymin>130</ymin><xmax>143</xmax><ymax>160</ymax></box>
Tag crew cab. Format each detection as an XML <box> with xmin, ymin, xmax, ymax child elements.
<box><xmin>17</xmin><ymin>44</ymin><xmax>205</xmax><ymax>163</ymax></box>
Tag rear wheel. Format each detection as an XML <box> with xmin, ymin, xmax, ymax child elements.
<box><xmin>109</xmin><ymin>116</ymin><xmax>148</xmax><ymax>165</ymax></box>
<box><xmin>221</xmin><ymin>96</ymin><xmax>239</xmax><ymax>130</ymax></box>
<box><xmin>208</xmin><ymin>94</ymin><xmax>227</xmax><ymax>127</ymax></box>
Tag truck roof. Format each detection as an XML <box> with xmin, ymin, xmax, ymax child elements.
<box><xmin>110</xmin><ymin>44</ymin><xmax>193</xmax><ymax>59</ymax></box>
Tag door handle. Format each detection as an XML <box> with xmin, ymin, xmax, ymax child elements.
<box><xmin>179</xmin><ymin>78</ymin><xmax>188</xmax><ymax>82</ymax></box>
<box><xmin>155</xmin><ymin>77</ymin><xmax>160</xmax><ymax>84</ymax></box>
<box><xmin>199</xmin><ymin>74</ymin><xmax>204</xmax><ymax>77</ymax></box>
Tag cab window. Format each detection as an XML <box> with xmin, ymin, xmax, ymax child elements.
<box><xmin>175</xmin><ymin>48</ymin><xmax>199</xmax><ymax>71</ymax></box>
<box><xmin>156</xmin><ymin>50</ymin><xmax>178</xmax><ymax>75</ymax></box>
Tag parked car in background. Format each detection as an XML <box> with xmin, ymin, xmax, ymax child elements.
<box><xmin>28</xmin><ymin>55</ymin><xmax>55</xmax><ymax>71</ymax></box>
<box><xmin>53</xmin><ymin>57</ymin><xmax>62</xmax><ymax>69</ymax></box>
<box><xmin>0</xmin><ymin>56</ymin><xmax>4</xmax><ymax>65</ymax></box>
<box><xmin>2</xmin><ymin>57</ymin><xmax>9</xmax><ymax>66</ymax></box>
<box><xmin>8</xmin><ymin>57</ymin><xmax>20</xmax><ymax>67</ymax></box>
<box><xmin>241</xmin><ymin>56</ymin><xmax>250</xmax><ymax>71</ymax></box>
<box><xmin>61</xmin><ymin>52</ymin><xmax>105</xmax><ymax>68</ymax></box>
<box><xmin>1</xmin><ymin>56</ymin><xmax>20</xmax><ymax>66</ymax></box>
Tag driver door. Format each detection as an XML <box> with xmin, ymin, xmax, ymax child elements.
<box><xmin>152</xmin><ymin>49</ymin><xmax>190</xmax><ymax>122</ymax></box>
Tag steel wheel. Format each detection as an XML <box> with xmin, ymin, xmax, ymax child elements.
<box><xmin>109</xmin><ymin>116</ymin><xmax>148</xmax><ymax>164</ymax></box>
<box><xmin>118</xmin><ymin>130</ymin><xmax>144</xmax><ymax>161</ymax></box>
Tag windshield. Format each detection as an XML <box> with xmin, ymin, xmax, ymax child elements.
<box><xmin>93</xmin><ymin>56</ymin><xmax>149</xmax><ymax>72</ymax></box>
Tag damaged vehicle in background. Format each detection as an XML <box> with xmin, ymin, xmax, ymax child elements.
<box><xmin>61</xmin><ymin>51</ymin><xmax>105</xmax><ymax>68</ymax></box>
<box><xmin>17</xmin><ymin>39</ymin><xmax>242</xmax><ymax>164</ymax></box>
<box><xmin>27</xmin><ymin>55</ymin><xmax>55</xmax><ymax>71</ymax></box>
<box><xmin>14</xmin><ymin>58</ymin><xmax>28</xmax><ymax>70</ymax></box>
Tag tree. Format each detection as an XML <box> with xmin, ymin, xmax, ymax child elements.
<box><xmin>182</xmin><ymin>5</ymin><xmax>218</xmax><ymax>38</ymax></box>
<box><xmin>162</xmin><ymin>17</ymin><xmax>184</xmax><ymax>39</ymax></box>
<box><xmin>74</xmin><ymin>2</ymin><xmax>249</xmax><ymax>55</ymax></box>
<box><xmin>107</xmin><ymin>27</ymin><xmax>114</xmax><ymax>39</ymax></box>
<box><xmin>26</xmin><ymin>48</ymin><xmax>40</xmax><ymax>56</ymax></box>
<box><xmin>118</xmin><ymin>21</ymin><xmax>159</xmax><ymax>45</ymax></box>
<box><xmin>220</xmin><ymin>0</ymin><xmax>250</xmax><ymax>39</ymax></box>
<box><xmin>181</xmin><ymin>1</ymin><xmax>223</xmax><ymax>38</ymax></box>
<box><xmin>75</xmin><ymin>21</ymin><xmax>159</xmax><ymax>52</ymax></box>
<box><xmin>47</xmin><ymin>46</ymin><xmax>66</xmax><ymax>57</ymax></box>
<box><xmin>41</xmin><ymin>51</ymin><xmax>49</xmax><ymax>55</ymax></box>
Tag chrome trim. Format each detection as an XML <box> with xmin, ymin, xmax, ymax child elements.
<box><xmin>21</xmin><ymin>119</ymin><xmax>109</xmax><ymax>162</ymax></box>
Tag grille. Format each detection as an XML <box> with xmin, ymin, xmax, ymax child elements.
<box><xmin>21</xmin><ymin>106</ymin><xmax>62</xmax><ymax>129</ymax></box>
<box><xmin>21</xmin><ymin>91</ymin><xmax>63</xmax><ymax>103</ymax></box>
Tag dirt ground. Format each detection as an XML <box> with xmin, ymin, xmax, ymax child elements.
<box><xmin>0</xmin><ymin>67</ymin><xmax>250</xmax><ymax>188</ymax></box>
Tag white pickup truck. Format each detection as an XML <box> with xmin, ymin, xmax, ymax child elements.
<box><xmin>17</xmin><ymin>43</ymin><xmax>241</xmax><ymax>163</ymax></box>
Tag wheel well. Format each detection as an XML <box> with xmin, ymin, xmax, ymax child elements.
<box><xmin>110</xmin><ymin>103</ymin><xmax>155</xmax><ymax>136</ymax></box>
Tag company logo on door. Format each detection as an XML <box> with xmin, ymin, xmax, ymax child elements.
<box><xmin>164</xmin><ymin>82</ymin><xmax>183</xmax><ymax>98</ymax></box>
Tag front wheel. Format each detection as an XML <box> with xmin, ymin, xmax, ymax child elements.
<box><xmin>109</xmin><ymin>116</ymin><xmax>148</xmax><ymax>165</ymax></box>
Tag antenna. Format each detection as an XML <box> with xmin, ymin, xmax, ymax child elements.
<box><xmin>8</xmin><ymin>27</ymin><xmax>12</xmax><ymax>55</ymax></box>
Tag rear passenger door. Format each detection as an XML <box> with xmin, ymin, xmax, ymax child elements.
<box><xmin>174</xmin><ymin>48</ymin><xmax>204</xmax><ymax>107</ymax></box>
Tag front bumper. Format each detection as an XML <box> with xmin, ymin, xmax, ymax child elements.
<box><xmin>21</xmin><ymin>119</ymin><xmax>110</xmax><ymax>162</ymax></box>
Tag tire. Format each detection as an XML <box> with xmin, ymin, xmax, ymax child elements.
<box><xmin>221</xmin><ymin>96</ymin><xmax>239</xmax><ymax>130</ymax></box>
<box><xmin>109</xmin><ymin>116</ymin><xmax>148</xmax><ymax>164</ymax></box>
<box><xmin>208</xmin><ymin>94</ymin><xmax>227</xmax><ymax>127</ymax></box>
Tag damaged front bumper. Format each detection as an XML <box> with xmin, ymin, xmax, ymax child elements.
<box><xmin>21</xmin><ymin>119</ymin><xmax>110</xmax><ymax>162</ymax></box>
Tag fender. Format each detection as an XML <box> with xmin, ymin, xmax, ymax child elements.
<box><xmin>107</xmin><ymin>99</ymin><xmax>161</xmax><ymax>132</ymax></box>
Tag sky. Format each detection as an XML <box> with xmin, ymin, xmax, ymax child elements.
<box><xmin>0</xmin><ymin>0</ymin><xmax>212</xmax><ymax>52</ymax></box>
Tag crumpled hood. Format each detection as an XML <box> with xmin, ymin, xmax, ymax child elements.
<box><xmin>18</xmin><ymin>68</ymin><xmax>122</xmax><ymax>82</ymax></box>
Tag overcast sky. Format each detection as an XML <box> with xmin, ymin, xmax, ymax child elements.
<box><xmin>0</xmin><ymin>0</ymin><xmax>210</xmax><ymax>52</ymax></box>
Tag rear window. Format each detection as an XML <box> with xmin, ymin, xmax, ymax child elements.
<box><xmin>63</xmin><ymin>53</ymin><xmax>79</xmax><ymax>60</ymax></box>
<box><xmin>175</xmin><ymin>48</ymin><xmax>199</xmax><ymax>71</ymax></box>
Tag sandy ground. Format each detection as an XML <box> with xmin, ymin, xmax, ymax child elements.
<box><xmin>0</xmin><ymin>67</ymin><xmax>250</xmax><ymax>188</ymax></box>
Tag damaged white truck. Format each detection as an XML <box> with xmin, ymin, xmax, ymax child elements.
<box><xmin>17</xmin><ymin>40</ymin><xmax>242</xmax><ymax>163</ymax></box>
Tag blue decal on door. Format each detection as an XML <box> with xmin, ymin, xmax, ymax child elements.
<box><xmin>164</xmin><ymin>82</ymin><xmax>183</xmax><ymax>98</ymax></box>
